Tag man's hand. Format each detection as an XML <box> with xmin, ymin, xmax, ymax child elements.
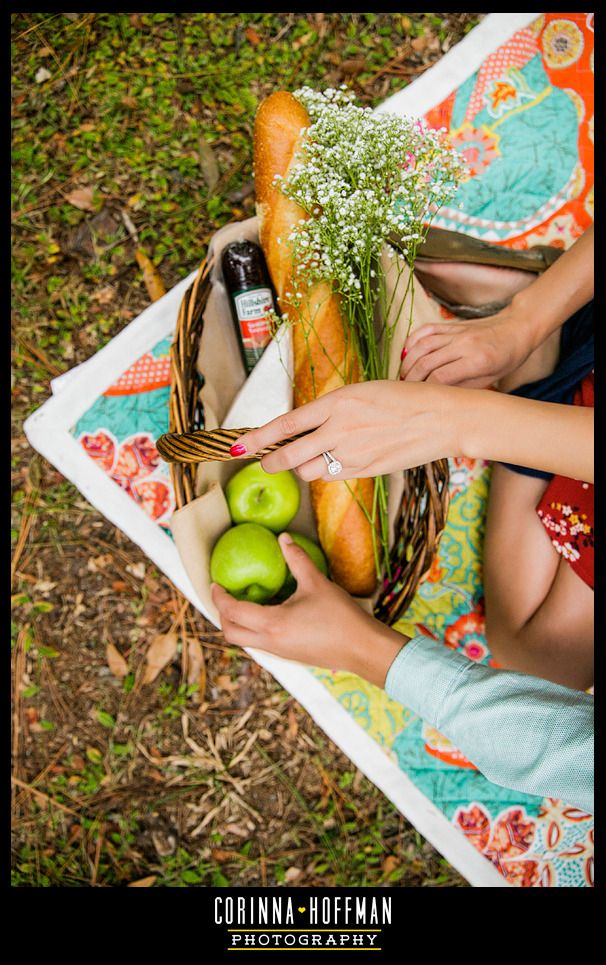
<box><xmin>211</xmin><ymin>533</ymin><xmax>407</xmax><ymax>688</ymax></box>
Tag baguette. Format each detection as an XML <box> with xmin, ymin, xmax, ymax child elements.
<box><xmin>254</xmin><ymin>91</ymin><xmax>377</xmax><ymax>597</ymax></box>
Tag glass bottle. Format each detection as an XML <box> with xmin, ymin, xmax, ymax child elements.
<box><xmin>221</xmin><ymin>239</ymin><xmax>277</xmax><ymax>374</ymax></box>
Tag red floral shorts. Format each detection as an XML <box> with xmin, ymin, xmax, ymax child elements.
<box><xmin>536</xmin><ymin>372</ymin><xmax>594</xmax><ymax>589</ymax></box>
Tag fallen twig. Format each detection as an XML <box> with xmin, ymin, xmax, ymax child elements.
<box><xmin>11</xmin><ymin>488</ymin><xmax>38</xmax><ymax>588</ymax></box>
<box><xmin>91</xmin><ymin>824</ymin><xmax>105</xmax><ymax>886</ymax></box>
<box><xmin>11</xmin><ymin>626</ymin><xmax>28</xmax><ymax>811</ymax></box>
<box><xmin>12</xmin><ymin>741</ymin><xmax>69</xmax><ymax>814</ymax></box>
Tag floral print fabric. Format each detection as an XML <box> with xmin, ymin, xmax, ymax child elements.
<box><xmin>536</xmin><ymin>371</ymin><xmax>594</xmax><ymax>588</ymax></box>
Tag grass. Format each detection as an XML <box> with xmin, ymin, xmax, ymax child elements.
<box><xmin>12</xmin><ymin>12</ymin><xmax>479</xmax><ymax>888</ymax></box>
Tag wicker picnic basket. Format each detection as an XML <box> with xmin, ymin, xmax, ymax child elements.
<box><xmin>163</xmin><ymin>219</ymin><xmax>567</xmax><ymax>622</ymax></box>
<box><xmin>165</xmin><ymin>245</ymin><xmax>450</xmax><ymax>627</ymax></box>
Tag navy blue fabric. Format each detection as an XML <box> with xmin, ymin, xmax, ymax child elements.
<box><xmin>501</xmin><ymin>300</ymin><xmax>594</xmax><ymax>480</ymax></box>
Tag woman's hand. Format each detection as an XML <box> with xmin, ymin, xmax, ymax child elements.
<box><xmin>400</xmin><ymin>303</ymin><xmax>535</xmax><ymax>387</ymax></box>
<box><xmin>229</xmin><ymin>380</ymin><xmax>465</xmax><ymax>481</ymax></box>
<box><xmin>211</xmin><ymin>533</ymin><xmax>407</xmax><ymax>688</ymax></box>
<box><xmin>402</xmin><ymin>225</ymin><xmax>595</xmax><ymax>387</ymax></box>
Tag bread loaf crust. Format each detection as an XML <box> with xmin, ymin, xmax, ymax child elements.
<box><xmin>254</xmin><ymin>91</ymin><xmax>377</xmax><ymax>597</ymax></box>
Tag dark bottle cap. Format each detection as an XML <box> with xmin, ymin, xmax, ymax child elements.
<box><xmin>221</xmin><ymin>239</ymin><xmax>269</xmax><ymax>292</ymax></box>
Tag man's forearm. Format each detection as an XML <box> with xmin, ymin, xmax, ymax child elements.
<box><xmin>382</xmin><ymin>635</ymin><xmax>594</xmax><ymax>812</ymax></box>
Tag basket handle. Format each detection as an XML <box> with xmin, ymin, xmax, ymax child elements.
<box><xmin>157</xmin><ymin>427</ymin><xmax>303</xmax><ymax>464</ymax></box>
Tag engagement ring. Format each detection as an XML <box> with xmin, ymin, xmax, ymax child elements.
<box><xmin>322</xmin><ymin>451</ymin><xmax>343</xmax><ymax>476</ymax></box>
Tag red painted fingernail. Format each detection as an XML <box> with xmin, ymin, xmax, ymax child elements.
<box><xmin>229</xmin><ymin>443</ymin><xmax>247</xmax><ymax>456</ymax></box>
<box><xmin>400</xmin><ymin>347</ymin><xmax>408</xmax><ymax>360</ymax></box>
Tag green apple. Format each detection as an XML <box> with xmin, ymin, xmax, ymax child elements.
<box><xmin>226</xmin><ymin>460</ymin><xmax>300</xmax><ymax>532</ymax></box>
<box><xmin>210</xmin><ymin>523</ymin><xmax>287</xmax><ymax>603</ymax></box>
<box><xmin>274</xmin><ymin>531</ymin><xmax>329</xmax><ymax>602</ymax></box>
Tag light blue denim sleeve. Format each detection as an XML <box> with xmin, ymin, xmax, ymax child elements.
<box><xmin>384</xmin><ymin>635</ymin><xmax>594</xmax><ymax>813</ymax></box>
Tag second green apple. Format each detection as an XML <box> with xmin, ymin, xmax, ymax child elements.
<box><xmin>274</xmin><ymin>531</ymin><xmax>329</xmax><ymax>602</ymax></box>
<box><xmin>226</xmin><ymin>460</ymin><xmax>300</xmax><ymax>532</ymax></box>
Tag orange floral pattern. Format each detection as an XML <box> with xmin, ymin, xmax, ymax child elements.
<box><xmin>447</xmin><ymin>123</ymin><xmax>500</xmax><ymax>179</ymax></box>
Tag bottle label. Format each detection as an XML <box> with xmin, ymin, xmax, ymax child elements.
<box><xmin>232</xmin><ymin>286</ymin><xmax>274</xmax><ymax>369</ymax></box>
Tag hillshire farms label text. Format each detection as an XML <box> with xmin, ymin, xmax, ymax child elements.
<box><xmin>232</xmin><ymin>286</ymin><xmax>273</xmax><ymax>357</ymax></box>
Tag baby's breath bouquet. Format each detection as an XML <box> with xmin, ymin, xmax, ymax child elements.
<box><xmin>273</xmin><ymin>86</ymin><xmax>466</xmax><ymax>579</ymax></box>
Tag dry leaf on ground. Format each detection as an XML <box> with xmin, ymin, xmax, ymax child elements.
<box><xmin>135</xmin><ymin>249</ymin><xmax>166</xmax><ymax>302</ymax></box>
<box><xmin>125</xmin><ymin>562</ymin><xmax>146</xmax><ymax>580</ymax></box>
<box><xmin>212</xmin><ymin>848</ymin><xmax>242</xmax><ymax>862</ymax></box>
<box><xmin>293</xmin><ymin>31</ymin><xmax>314</xmax><ymax>49</ymax></box>
<box><xmin>35</xmin><ymin>67</ymin><xmax>52</xmax><ymax>84</ymax></box>
<box><xmin>382</xmin><ymin>855</ymin><xmax>400</xmax><ymax>876</ymax></box>
<box><xmin>411</xmin><ymin>35</ymin><xmax>428</xmax><ymax>52</ymax></box>
<box><xmin>224</xmin><ymin>823</ymin><xmax>249</xmax><ymax>838</ymax></box>
<box><xmin>245</xmin><ymin>26</ymin><xmax>261</xmax><ymax>46</ymax></box>
<box><xmin>143</xmin><ymin>632</ymin><xmax>178</xmax><ymax>683</ymax></box>
<box><xmin>187</xmin><ymin>637</ymin><xmax>206</xmax><ymax>698</ymax></box>
<box><xmin>287</xmin><ymin>704</ymin><xmax>298</xmax><ymax>739</ymax></box>
<box><xmin>106</xmin><ymin>642</ymin><xmax>129</xmax><ymax>679</ymax></box>
<box><xmin>91</xmin><ymin>286</ymin><xmax>116</xmax><ymax>305</ymax></box>
<box><xmin>198</xmin><ymin>137</ymin><xmax>220</xmax><ymax>193</ymax></box>
<box><xmin>64</xmin><ymin>186</ymin><xmax>95</xmax><ymax>211</ymax></box>
<box><xmin>128</xmin><ymin>876</ymin><xmax>157</xmax><ymax>887</ymax></box>
<box><xmin>341</xmin><ymin>58</ymin><xmax>367</xmax><ymax>75</ymax></box>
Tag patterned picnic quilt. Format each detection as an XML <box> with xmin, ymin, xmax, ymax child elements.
<box><xmin>71</xmin><ymin>13</ymin><xmax>594</xmax><ymax>886</ymax></box>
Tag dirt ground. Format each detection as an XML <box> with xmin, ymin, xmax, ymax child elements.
<box><xmin>12</xmin><ymin>12</ymin><xmax>479</xmax><ymax>887</ymax></box>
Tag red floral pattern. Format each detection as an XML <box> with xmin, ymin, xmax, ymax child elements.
<box><xmin>455</xmin><ymin>803</ymin><xmax>541</xmax><ymax>886</ymax></box>
<box><xmin>80</xmin><ymin>431</ymin><xmax>115</xmax><ymax>473</ymax></box>
<box><xmin>454</xmin><ymin>798</ymin><xmax>594</xmax><ymax>887</ymax></box>
<box><xmin>535</xmin><ymin>372</ymin><xmax>594</xmax><ymax>589</ymax></box>
<box><xmin>79</xmin><ymin>431</ymin><xmax>173</xmax><ymax>523</ymax></box>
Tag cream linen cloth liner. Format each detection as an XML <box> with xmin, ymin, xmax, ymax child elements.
<box><xmin>171</xmin><ymin>217</ymin><xmax>442</xmax><ymax>627</ymax></box>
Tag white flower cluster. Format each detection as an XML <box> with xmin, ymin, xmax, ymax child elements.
<box><xmin>275</xmin><ymin>86</ymin><xmax>467</xmax><ymax>303</ymax></box>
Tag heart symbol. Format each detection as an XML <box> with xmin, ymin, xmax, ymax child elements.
<box><xmin>298</xmin><ymin>907</ymin><xmax>306</xmax><ymax>913</ymax></box>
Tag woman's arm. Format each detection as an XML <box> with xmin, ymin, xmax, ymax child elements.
<box><xmin>230</xmin><ymin>380</ymin><xmax>593</xmax><ymax>484</ymax></box>
<box><xmin>508</xmin><ymin>223</ymin><xmax>594</xmax><ymax>341</ymax></box>
<box><xmin>462</xmin><ymin>389</ymin><xmax>593</xmax><ymax>483</ymax></box>
<box><xmin>400</xmin><ymin>225</ymin><xmax>594</xmax><ymax>386</ymax></box>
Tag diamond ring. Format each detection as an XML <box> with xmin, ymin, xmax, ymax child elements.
<box><xmin>322</xmin><ymin>451</ymin><xmax>343</xmax><ymax>476</ymax></box>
